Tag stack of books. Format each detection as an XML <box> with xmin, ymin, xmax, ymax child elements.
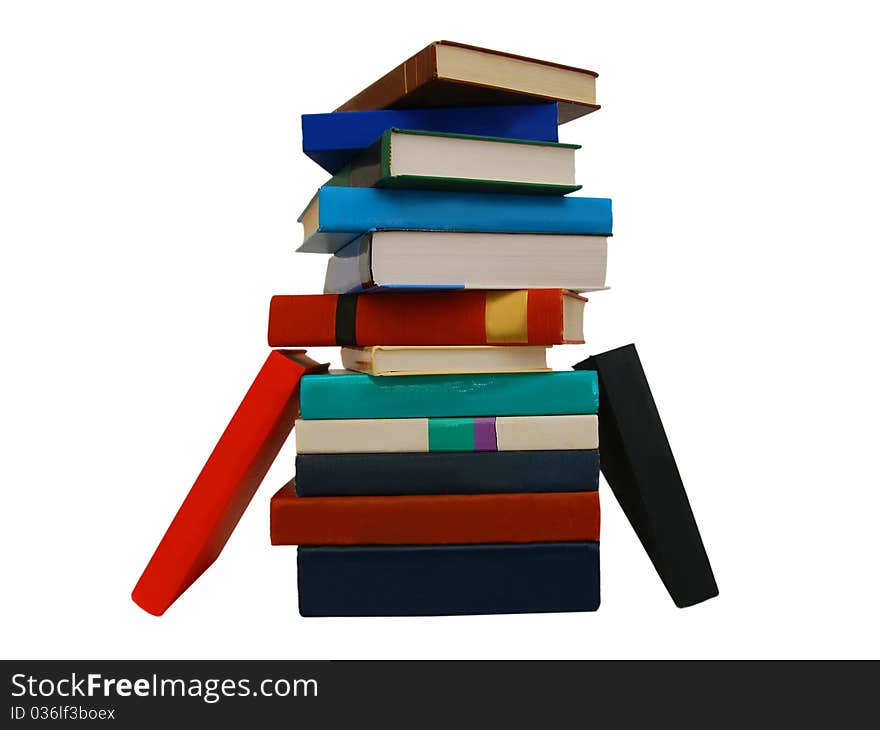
<box><xmin>131</xmin><ymin>42</ymin><xmax>718</xmax><ymax>619</ymax></box>
<box><xmin>267</xmin><ymin>42</ymin><xmax>612</xmax><ymax>616</ymax></box>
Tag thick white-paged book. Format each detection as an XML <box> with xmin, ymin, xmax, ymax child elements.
<box><xmin>324</xmin><ymin>230</ymin><xmax>609</xmax><ymax>294</ymax></box>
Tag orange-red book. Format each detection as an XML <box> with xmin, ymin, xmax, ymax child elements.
<box><xmin>132</xmin><ymin>350</ymin><xmax>328</xmax><ymax>616</ymax></box>
<box><xmin>267</xmin><ymin>290</ymin><xmax>585</xmax><ymax>347</ymax></box>
<box><xmin>270</xmin><ymin>481</ymin><xmax>600</xmax><ymax>545</ymax></box>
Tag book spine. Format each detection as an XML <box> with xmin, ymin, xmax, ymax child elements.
<box><xmin>575</xmin><ymin>345</ymin><xmax>719</xmax><ymax>608</ymax></box>
<box><xmin>299</xmin><ymin>370</ymin><xmax>600</xmax><ymax>419</ymax></box>
<box><xmin>301</xmin><ymin>187</ymin><xmax>613</xmax><ymax>253</ymax></box>
<box><xmin>297</xmin><ymin>543</ymin><xmax>600</xmax><ymax>616</ymax></box>
<box><xmin>317</xmin><ymin>187</ymin><xmax>613</xmax><ymax>235</ymax></box>
<box><xmin>301</xmin><ymin>104</ymin><xmax>560</xmax><ymax>175</ymax></box>
<box><xmin>267</xmin><ymin>295</ymin><xmax>339</xmax><ymax>347</ymax></box>
<box><xmin>529</xmin><ymin>289</ymin><xmax>566</xmax><ymax>342</ymax></box>
<box><xmin>294</xmin><ymin>449</ymin><xmax>600</xmax><ymax>497</ymax></box>
<box><xmin>267</xmin><ymin>290</ymin><xmax>569</xmax><ymax>347</ymax></box>
<box><xmin>358</xmin><ymin>290</ymin><xmax>489</xmax><ymax>344</ymax></box>
<box><xmin>131</xmin><ymin>351</ymin><xmax>327</xmax><ymax>616</ymax></box>
<box><xmin>270</xmin><ymin>483</ymin><xmax>600</xmax><ymax>545</ymax></box>
<box><xmin>294</xmin><ymin>414</ymin><xmax>599</xmax><ymax>454</ymax></box>
<box><xmin>335</xmin><ymin>43</ymin><xmax>436</xmax><ymax>113</ymax></box>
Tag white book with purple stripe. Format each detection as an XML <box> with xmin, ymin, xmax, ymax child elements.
<box><xmin>294</xmin><ymin>414</ymin><xmax>598</xmax><ymax>454</ymax></box>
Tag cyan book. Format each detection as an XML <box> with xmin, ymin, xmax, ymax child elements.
<box><xmin>298</xmin><ymin>370</ymin><xmax>599</xmax><ymax>420</ymax></box>
<box><xmin>298</xmin><ymin>186</ymin><xmax>613</xmax><ymax>254</ymax></box>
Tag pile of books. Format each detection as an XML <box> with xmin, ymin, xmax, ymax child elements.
<box><xmin>268</xmin><ymin>42</ymin><xmax>613</xmax><ymax>616</ymax></box>
<box><xmin>131</xmin><ymin>42</ymin><xmax>719</xmax><ymax>619</ymax></box>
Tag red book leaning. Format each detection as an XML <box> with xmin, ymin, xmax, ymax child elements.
<box><xmin>267</xmin><ymin>290</ymin><xmax>586</xmax><ymax>347</ymax></box>
<box><xmin>131</xmin><ymin>350</ymin><xmax>328</xmax><ymax>616</ymax></box>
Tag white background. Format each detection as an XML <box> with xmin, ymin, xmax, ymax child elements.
<box><xmin>1</xmin><ymin>0</ymin><xmax>878</xmax><ymax>659</ymax></box>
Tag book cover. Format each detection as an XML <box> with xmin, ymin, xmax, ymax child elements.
<box><xmin>267</xmin><ymin>290</ymin><xmax>586</xmax><ymax>347</ymax></box>
<box><xmin>294</xmin><ymin>449</ymin><xmax>600</xmax><ymax>497</ymax></box>
<box><xmin>302</xmin><ymin>104</ymin><xmax>559</xmax><ymax>174</ymax></box>
<box><xmin>297</xmin><ymin>543</ymin><xmax>600</xmax><ymax>616</ymax></box>
<box><xmin>299</xmin><ymin>370</ymin><xmax>599</xmax><ymax>420</ymax></box>
<box><xmin>294</xmin><ymin>414</ymin><xmax>599</xmax><ymax>454</ymax></box>
<box><xmin>297</xmin><ymin>186</ymin><xmax>613</xmax><ymax>254</ymax></box>
<box><xmin>270</xmin><ymin>481</ymin><xmax>600</xmax><ymax>545</ymax></box>
<box><xmin>131</xmin><ymin>350</ymin><xmax>328</xmax><ymax>616</ymax></box>
<box><xmin>575</xmin><ymin>345</ymin><xmax>718</xmax><ymax>608</ymax></box>
<box><xmin>326</xmin><ymin>128</ymin><xmax>580</xmax><ymax>195</ymax></box>
<box><xmin>336</xmin><ymin>41</ymin><xmax>599</xmax><ymax>124</ymax></box>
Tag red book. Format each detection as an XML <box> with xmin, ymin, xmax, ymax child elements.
<box><xmin>270</xmin><ymin>482</ymin><xmax>600</xmax><ymax>545</ymax></box>
<box><xmin>267</xmin><ymin>290</ymin><xmax>586</xmax><ymax>347</ymax></box>
<box><xmin>132</xmin><ymin>350</ymin><xmax>328</xmax><ymax>616</ymax></box>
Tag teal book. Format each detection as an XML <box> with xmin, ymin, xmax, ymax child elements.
<box><xmin>299</xmin><ymin>371</ymin><xmax>599</xmax><ymax>420</ymax></box>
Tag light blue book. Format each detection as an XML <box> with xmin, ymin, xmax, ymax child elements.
<box><xmin>299</xmin><ymin>371</ymin><xmax>599</xmax><ymax>420</ymax></box>
<box><xmin>297</xmin><ymin>186</ymin><xmax>613</xmax><ymax>254</ymax></box>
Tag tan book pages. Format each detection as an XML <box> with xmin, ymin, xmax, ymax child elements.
<box><xmin>496</xmin><ymin>414</ymin><xmax>598</xmax><ymax>451</ymax></box>
<box><xmin>296</xmin><ymin>418</ymin><xmax>427</xmax><ymax>454</ymax></box>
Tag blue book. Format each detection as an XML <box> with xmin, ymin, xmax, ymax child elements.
<box><xmin>302</xmin><ymin>104</ymin><xmax>559</xmax><ymax>174</ymax></box>
<box><xmin>294</xmin><ymin>450</ymin><xmax>600</xmax><ymax>497</ymax></box>
<box><xmin>299</xmin><ymin>370</ymin><xmax>599</xmax><ymax>420</ymax></box>
<box><xmin>297</xmin><ymin>543</ymin><xmax>601</xmax><ymax>616</ymax></box>
<box><xmin>298</xmin><ymin>186</ymin><xmax>613</xmax><ymax>254</ymax></box>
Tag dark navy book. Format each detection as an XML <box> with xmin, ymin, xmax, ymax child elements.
<box><xmin>302</xmin><ymin>104</ymin><xmax>559</xmax><ymax>174</ymax></box>
<box><xmin>297</xmin><ymin>542</ymin><xmax>600</xmax><ymax>616</ymax></box>
<box><xmin>294</xmin><ymin>449</ymin><xmax>600</xmax><ymax>496</ymax></box>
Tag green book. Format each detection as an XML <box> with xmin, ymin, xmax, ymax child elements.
<box><xmin>299</xmin><ymin>371</ymin><xmax>599</xmax><ymax>420</ymax></box>
<box><xmin>326</xmin><ymin>128</ymin><xmax>581</xmax><ymax>196</ymax></box>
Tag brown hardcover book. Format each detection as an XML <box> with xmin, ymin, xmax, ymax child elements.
<box><xmin>270</xmin><ymin>481</ymin><xmax>600</xmax><ymax>545</ymax></box>
<box><xmin>336</xmin><ymin>41</ymin><xmax>599</xmax><ymax>124</ymax></box>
